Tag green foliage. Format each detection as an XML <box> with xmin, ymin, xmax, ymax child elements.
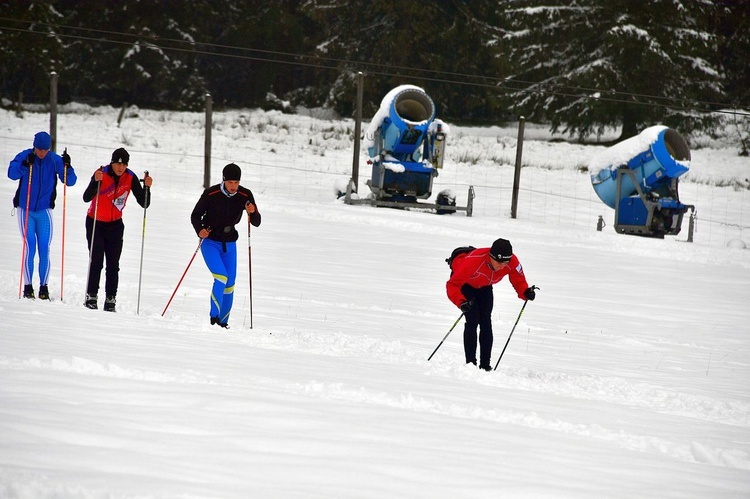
<box><xmin>714</xmin><ymin>0</ymin><xmax>750</xmax><ymax>108</ymax></box>
<box><xmin>302</xmin><ymin>0</ymin><xmax>511</xmax><ymax>121</ymax></box>
<box><xmin>0</xmin><ymin>0</ymin><xmax>746</xmax><ymax>143</ymax></box>
<box><xmin>0</xmin><ymin>1</ymin><xmax>66</xmax><ymax>104</ymax></box>
<box><xmin>498</xmin><ymin>0</ymin><xmax>728</xmax><ymax>140</ymax></box>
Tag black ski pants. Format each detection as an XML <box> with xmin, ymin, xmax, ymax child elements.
<box><xmin>86</xmin><ymin>216</ymin><xmax>124</xmax><ymax>297</ymax></box>
<box><xmin>462</xmin><ymin>284</ymin><xmax>494</xmax><ymax>366</ymax></box>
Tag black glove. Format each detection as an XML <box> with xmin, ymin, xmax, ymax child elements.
<box><xmin>22</xmin><ymin>152</ymin><xmax>35</xmax><ymax>167</ymax></box>
<box><xmin>460</xmin><ymin>300</ymin><xmax>474</xmax><ymax>313</ymax></box>
<box><xmin>524</xmin><ymin>286</ymin><xmax>536</xmax><ymax>301</ymax></box>
<box><xmin>62</xmin><ymin>151</ymin><xmax>71</xmax><ymax>166</ymax></box>
<box><xmin>460</xmin><ymin>284</ymin><xmax>476</xmax><ymax>301</ymax></box>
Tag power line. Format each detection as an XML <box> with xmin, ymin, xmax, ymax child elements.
<box><xmin>0</xmin><ymin>16</ymin><xmax>748</xmax><ymax>117</ymax></box>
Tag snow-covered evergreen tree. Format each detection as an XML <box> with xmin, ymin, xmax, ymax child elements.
<box><xmin>0</xmin><ymin>2</ymin><xmax>66</xmax><ymax>107</ymax></box>
<box><xmin>498</xmin><ymin>0</ymin><xmax>724</xmax><ymax>140</ymax></box>
<box><xmin>303</xmin><ymin>0</ymin><xmax>510</xmax><ymax>120</ymax></box>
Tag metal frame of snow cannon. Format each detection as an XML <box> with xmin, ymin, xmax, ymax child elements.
<box><xmin>345</xmin><ymin>86</ymin><xmax>474</xmax><ymax>216</ymax></box>
<box><xmin>591</xmin><ymin>126</ymin><xmax>694</xmax><ymax>239</ymax></box>
<box><xmin>345</xmin><ymin>179</ymin><xmax>474</xmax><ymax>216</ymax></box>
<box><xmin>613</xmin><ymin>167</ymin><xmax>694</xmax><ymax>237</ymax></box>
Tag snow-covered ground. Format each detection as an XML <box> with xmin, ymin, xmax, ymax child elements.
<box><xmin>1</xmin><ymin>104</ymin><xmax>749</xmax><ymax>498</ymax></box>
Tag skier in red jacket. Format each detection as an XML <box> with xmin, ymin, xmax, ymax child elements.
<box><xmin>83</xmin><ymin>148</ymin><xmax>152</xmax><ymax>311</ymax></box>
<box><xmin>446</xmin><ymin>238</ymin><xmax>536</xmax><ymax>371</ymax></box>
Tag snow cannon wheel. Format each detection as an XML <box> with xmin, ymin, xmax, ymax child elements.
<box><xmin>436</xmin><ymin>189</ymin><xmax>456</xmax><ymax>215</ymax></box>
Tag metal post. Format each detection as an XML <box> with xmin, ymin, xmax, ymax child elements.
<box><xmin>204</xmin><ymin>93</ymin><xmax>212</xmax><ymax>189</ymax></box>
<box><xmin>427</xmin><ymin>312</ymin><xmax>465</xmax><ymax>361</ymax></box>
<box><xmin>60</xmin><ymin>148</ymin><xmax>68</xmax><ymax>301</ymax></box>
<box><xmin>597</xmin><ymin>215</ymin><xmax>605</xmax><ymax>231</ymax></box>
<box><xmin>494</xmin><ymin>290</ymin><xmax>537</xmax><ymax>371</ymax></box>
<box><xmin>18</xmin><ymin>162</ymin><xmax>33</xmax><ymax>298</ymax></box>
<box><xmin>247</xmin><ymin>214</ymin><xmax>253</xmax><ymax>329</ymax></box>
<box><xmin>84</xmin><ymin>176</ymin><xmax>102</xmax><ymax>304</ymax></box>
<box><xmin>351</xmin><ymin>72</ymin><xmax>364</xmax><ymax>193</ymax></box>
<box><xmin>117</xmin><ymin>102</ymin><xmax>128</xmax><ymax>127</ymax></box>
<box><xmin>50</xmin><ymin>71</ymin><xmax>58</xmax><ymax>151</ymax></box>
<box><xmin>162</xmin><ymin>239</ymin><xmax>204</xmax><ymax>317</ymax></box>
<box><xmin>510</xmin><ymin>117</ymin><xmax>525</xmax><ymax>219</ymax></box>
<box><xmin>136</xmin><ymin>172</ymin><xmax>150</xmax><ymax>315</ymax></box>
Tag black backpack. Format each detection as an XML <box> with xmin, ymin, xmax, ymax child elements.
<box><xmin>446</xmin><ymin>246</ymin><xmax>476</xmax><ymax>268</ymax></box>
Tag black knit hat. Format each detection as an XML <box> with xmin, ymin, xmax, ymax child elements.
<box><xmin>111</xmin><ymin>147</ymin><xmax>129</xmax><ymax>165</ymax></box>
<box><xmin>223</xmin><ymin>163</ymin><xmax>241</xmax><ymax>181</ymax></box>
<box><xmin>489</xmin><ymin>238</ymin><xmax>513</xmax><ymax>262</ymax></box>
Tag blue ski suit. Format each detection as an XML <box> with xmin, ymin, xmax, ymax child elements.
<box><xmin>190</xmin><ymin>182</ymin><xmax>261</xmax><ymax>325</ymax></box>
<box><xmin>8</xmin><ymin>148</ymin><xmax>77</xmax><ymax>286</ymax></box>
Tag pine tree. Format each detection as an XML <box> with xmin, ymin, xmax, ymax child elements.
<box><xmin>714</xmin><ymin>0</ymin><xmax>750</xmax><ymax>108</ymax></box>
<box><xmin>498</xmin><ymin>0</ymin><xmax>724</xmax><ymax>141</ymax></box>
<box><xmin>303</xmin><ymin>0</ymin><xmax>509</xmax><ymax>120</ymax></box>
<box><xmin>0</xmin><ymin>1</ymin><xmax>66</xmax><ymax>108</ymax></box>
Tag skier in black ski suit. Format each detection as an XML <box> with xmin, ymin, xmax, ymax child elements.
<box><xmin>190</xmin><ymin>163</ymin><xmax>261</xmax><ymax>328</ymax></box>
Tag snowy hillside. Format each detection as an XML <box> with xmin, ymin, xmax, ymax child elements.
<box><xmin>1</xmin><ymin>105</ymin><xmax>749</xmax><ymax>498</ymax></box>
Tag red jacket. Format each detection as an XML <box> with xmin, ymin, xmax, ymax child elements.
<box><xmin>84</xmin><ymin>167</ymin><xmax>149</xmax><ymax>222</ymax></box>
<box><xmin>446</xmin><ymin>247</ymin><xmax>529</xmax><ymax>308</ymax></box>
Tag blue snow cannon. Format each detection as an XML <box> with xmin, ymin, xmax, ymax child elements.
<box><xmin>364</xmin><ymin>85</ymin><xmax>444</xmax><ymax>202</ymax></box>
<box><xmin>590</xmin><ymin>126</ymin><xmax>694</xmax><ymax>238</ymax></box>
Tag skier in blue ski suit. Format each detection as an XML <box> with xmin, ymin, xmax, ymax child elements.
<box><xmin>190</xmin><ymin>163</ymin><xmax>261</xmax><ymax>328</ymax></box>
<box><xmin>7</xmin><ymin>131</ymin><xmax>77</xmax><ymax>299</ymax></box>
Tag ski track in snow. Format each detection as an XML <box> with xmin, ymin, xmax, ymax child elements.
<box><xmin>3</xmin><ymin>318</ymin><xmax>748</xmax><ymax>473</ymax></box>
<box><xmin>2</xmin><ymin>108</ymin><xmax>749</xmax><ymax>497</ymax></box>
<box><xmin>286</xmin><ymin>379</ymin><xmax>750</xmax><ymax>471</ymax></box>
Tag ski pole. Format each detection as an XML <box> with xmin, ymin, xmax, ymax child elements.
<box><xmin>136</xmin><ymin>171</ymin><xmax>149</xmax><ymax>315</ymax></box>
<box><xmin>427</xmin><ymin>312</ymin><xmax>464</xmax><ymax>361</ymax></box>
<box><xmin>18</xmin><ymin>156</ymin><xmax>34</xmax><ymax>299</ymax></box>
<box><xmin>84</xmin><ymin>168</ymin><xmax>102</xmax><ymax>302</ymax></box>
<box><xmin>60</xmin><ymin>148</ymin><xmax>68</xmax><ymax>301</ymax></box>
<box><xmin>247</xmin><ymin>211</ymin><xmax>253</xmax><ymax>329</ymax></box>
<box><xmin>161</xmin><ymin>238</ymin><xmax>205</xmax><ymax>317</ymax></box>
<box><xmin>494</xmin><ymin>286</ymin><xmax>538</xmax><ymax>370</ymax></box>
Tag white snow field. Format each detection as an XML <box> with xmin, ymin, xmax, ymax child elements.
<box><xmin>1</xmin><ymin>104</ymin><xmax>749</xmax><ymax>498</ymax></box>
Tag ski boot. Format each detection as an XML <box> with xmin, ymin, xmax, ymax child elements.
<box><xmin>23</xmin><ymin>284</ymin><xmax>35</xmax><ymax>299</ymax></box>
<box><xmin>38</xmin><ymin>285</ymin><xmax>50</xmax><ymax>300</ymax></box>
<box><xmin>103</xmin><ymin>296</ymin><xmax>116</xmax><ymax>312</ymax></box>
<box><xmin>84</xmin><ymin>294</ymin><xmax>98</xmax><ymax>310</ymax></box>
<box><xmin>210</xmin><ymin>316</ymin><xmax>229</xmax><ymax>329</ymax></box>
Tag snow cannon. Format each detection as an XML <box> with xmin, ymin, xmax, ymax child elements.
<box><xmin>364</xmin><ymin>85</ymin><xmax>446</xmax><ymax>202</ymax></box>
<box><xmin>345</xmin><ymin>84</ymin><xmax>473</xmax><ymax>215</ymax></box>
<box><xmin>590</xmin><ymin>126</ymin><xmax>694</xmax><ymax>238</ymax></box>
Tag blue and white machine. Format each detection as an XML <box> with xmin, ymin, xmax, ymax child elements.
<box><xmin>590</xmin><ymin>126</ymin><xmax>694</xmax><ymax>238</ymax></box>
<box><xmin>365</xmin><ymin>85</ymin><xmax>444</xmax><ymax>200</ymax></box>
<box><xmin>349</xmin><ymin>85</ymin><xmax>472</xmax><ymax>215</ymax></box>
